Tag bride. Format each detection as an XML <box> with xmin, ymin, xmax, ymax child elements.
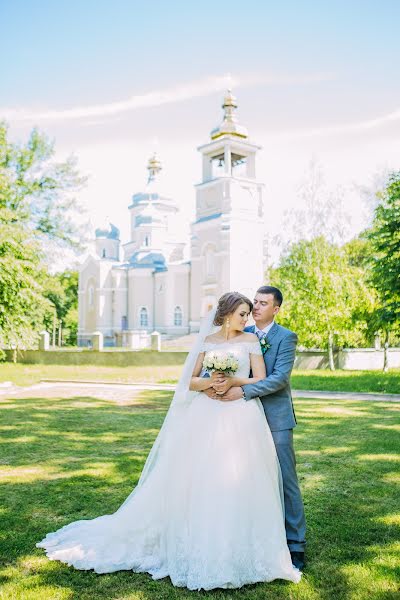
<box><xmin>37</xmin><ymin>291</ymin><xmax>301</xmax><ymax>590</ymax></box>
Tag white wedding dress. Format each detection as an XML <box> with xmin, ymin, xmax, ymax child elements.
<box><xmin>37</xmin><ymin>340</ymin><xmax>301</xmax><ymax>589</ymax></box>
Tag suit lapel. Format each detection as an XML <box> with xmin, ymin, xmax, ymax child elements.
<box><xmin>263</xmin><ymin>323</ymin><xmax>279</xmax><ymax>376</ymax></box>
<box><xmin>266</xmin><ymin>322</ymin><xmax>279</xmax><ymax>344</ymax></box>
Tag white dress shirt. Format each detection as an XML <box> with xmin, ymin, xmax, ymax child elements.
<box><xmin>254</xmin><ymin>320</ymin><xmax>275</xmax><ymax>337</ymax></box>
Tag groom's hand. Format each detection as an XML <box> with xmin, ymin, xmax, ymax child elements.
<box><xmin>203</xmin><ymin>386</ymin><xmax>243</xmax><ymax>402</ymax></box>
<box><xmin>218</xmin><ymin>386</ymin><xmax>244</xmax><ymax>402</ymax></box>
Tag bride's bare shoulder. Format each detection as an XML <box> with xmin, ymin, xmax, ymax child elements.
<box><xmin>204</xmin><ymin>333</ymin><xmax>220</xmax><ymax>343</ymax></box>
<box><xmin>240</xmin><ymin>332</ymin><xmax>259</xmax><ymax>343</ymax></box>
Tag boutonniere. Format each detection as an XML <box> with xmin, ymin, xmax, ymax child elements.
<box><xmin>259</xmin><ymin>337</ymin><xmax>272</xmax><ymax>355</ymax></box>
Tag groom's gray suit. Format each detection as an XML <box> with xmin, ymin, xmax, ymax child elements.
<box><xmin>243</xmin><ymin>322</ymin><xmax>306</xmax><ymax>553</ymax></box>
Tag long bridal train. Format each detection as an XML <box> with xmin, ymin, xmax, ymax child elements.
<box><xmin>37</xmin><ymin>341</ymin><xmax>301</xmax><ymax>590</ymax></box>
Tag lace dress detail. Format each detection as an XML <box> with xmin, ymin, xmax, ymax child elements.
<box><xmin>37</xmin><ymin>341</ymin><xmax>301</xmax><ymax>589</ymax></box>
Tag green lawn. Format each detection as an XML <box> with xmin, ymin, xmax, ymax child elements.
<box><xmin>0</xmin><ymin>389</ymin><xmax>399</xmax><ymax>599</ymax></box>
<box><xmin>291</xmin><ymin>369</ymin><xmax>400</xmax><ymax>395</ymax></box>
<box><xmin>0</xmin><ymin>364</ymin><xmax>183</xmax><ymax>387</ymax></box>
<box><xmin>1</xmin><ymin>363</ymin><xmax>399</xmax><ymax>394</ymax></box>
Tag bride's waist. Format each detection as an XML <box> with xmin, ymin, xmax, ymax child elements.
<box><xmin>195</xmin><ymin>392</ymin><xmax>247</xmax><ymax>407</ymax></box>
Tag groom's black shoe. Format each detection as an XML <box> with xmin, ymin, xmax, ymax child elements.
<box><xmin>290</xmin><ymin>551</ymin><xmax>305</xmax><ymax>571</ymax></box>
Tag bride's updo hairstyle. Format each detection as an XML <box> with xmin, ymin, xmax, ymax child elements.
<box><xmin>213</xmin><ymin>292</ymin><xmax>253</xmax><ymax>326</ymax></box>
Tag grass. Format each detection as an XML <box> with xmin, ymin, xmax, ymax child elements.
<box><xmin>0</xmin><ymin>364</ymin><xmax>183</xmax><ymax>387</ymax></box>
<box><xmin>291</xmin><ymin>369</ymin><xmax>400</xmax><ymax>395</ymax></box>
<box><xmin>0</xmin><ymin>387</ymin><xmax>399</xmax><ymax>599</ymax></box>
<box><xmin>1</xmin><ymin>363</ymin><xmax>399</xmax><ymax>394</ymax></box>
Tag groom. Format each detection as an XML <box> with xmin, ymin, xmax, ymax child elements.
<box><xmin>205</xmin><ymin>285</ymin><xmax>306</xmax><ymax>571</ymax></box>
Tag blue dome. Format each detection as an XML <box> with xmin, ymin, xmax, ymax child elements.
<box><xmin>95</xmin><ymin>222</ymin><xmax>120</xmax><ymax>240</ymax></box>
<box><xmin>129</xmin><ymin>252</ymin><xmax>167</xmax><ymax>272</ymax></box>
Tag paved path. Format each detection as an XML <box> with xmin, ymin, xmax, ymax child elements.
<box><xmin>1</xmin><ymin>379</ymin><xmax>399</xmax><ymax>403</ymax></box>
<box><xmin>292</xmin><ymin>389</ymin><xmax>400</xmax><ymax>402</ymax></box>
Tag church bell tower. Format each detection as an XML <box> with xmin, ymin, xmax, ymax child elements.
<box><xmin>189</xmin><ymin>91</ymin><xmax>265</xmax><ymax>331</ymax></box>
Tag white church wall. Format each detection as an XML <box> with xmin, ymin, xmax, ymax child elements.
<box><xmin>86</xmin><ymin>262</ymin><xmax>117</xmax><ymax>345</ymax></box>
<box><xmin>228</xmin><ymin>181</ymin><xmax>264</xmax><ymax>299</ymax></box>
<box><xmin>190</xmin><ymin>215</ymin><xmax>232</xmax><ymax>329</ymax></box>
<box><xmin>78</xmin><ymin>258</ymin><xmax>100</xmax><ymax>345</ymax></box>
<box><xmin>153</xmin><ymin>265</ymin><xmax>190</xmax><ymax>335</ymax></box>
<box><xmin>95</xmin><ymin>237</ymin><xmax>119</xmax><ymax>260</ymax></box>
<box><xmin>127</xmin><ymin>269</ymin><xmax>154</xmax><ymax>330</ymax></box>
<box><xmin>84</xmin><ymin>276</ymin><xmax>97</xmax><ymax>334</ymax></box>
<box><xmin>154</xmin><ymin>271</ymin><xmax>167</xmax><ymax>331</ymax></box>
<box><xmin>111</xmin><ymin>268</ymin><xmax>128</xmax><ymax>333</ymax></box>
<box><xmin>170</xmin><ymin>264</ymin><xmax>190</xmax><ymax>333</ymax></box>
<box><xmin>148</xmin><ymin>222</ymin><xmax>168</xmax><ymax>251</ymax></box>
<box><xmin>189</xmin><ymin>256</ymin><xmax>201</xmax><ymax>332</ymax></box>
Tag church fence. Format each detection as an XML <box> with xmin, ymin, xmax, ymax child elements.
<box><xmin>294</xmin><ymin>348</ymin><xmax>400</xmax><ymax>370</ymax></box>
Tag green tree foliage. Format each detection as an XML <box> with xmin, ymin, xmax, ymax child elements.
<box><xmin>43</xmin><ymin>270</ymin><xmax>78</xmax><ymax>345</ymax></box>
<box><xmin>270</xmin><ymin>237</ymin><xmax>375</xmax><ymax>369</ymax></box>
<box><xmin>365</xmin><ymin>172</ymin><xmax>400</xmax><ymax>369</ymax></box>
<box><xmin>0</xmin><ymin>122</ymin><xmax>86</xmax><ymax>348</ymax></box>
<box><xmin>0</xmin><ymin>121</ymin><xmax>87</xmax><ymax>253</ymax></box>
<box><xmin>0</xmin><ymin>208</ymin><xmax>52</xmax><ymax>349</ymax></box>
<box><xmin>341</xmin><ymin>237</ymin><xmax>380</xmax><ymax>347</ymax></box>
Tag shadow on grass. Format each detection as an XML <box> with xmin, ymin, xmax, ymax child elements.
<box><xmin>0</xmin><ymin>392</ymin><xmax>399</xmax><ymax>599</ymax></box>
<box><xmin>293</xmin><ymin>399</ymin><xmax>400</xmax><ymax>599</ymax></box>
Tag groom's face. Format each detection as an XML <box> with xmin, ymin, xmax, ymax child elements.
<box><xmin>252</xmin><ymin>293</ymin><xmax>280</xmax><ymax>325</ymax></box>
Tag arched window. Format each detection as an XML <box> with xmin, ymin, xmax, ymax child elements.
<box><xmin>88</xmin><ymin>285</ymin><xmax>94</xmax><ymax>307</ymax></box>
<box><xmin>140</xmin><ymin>307</ymin><xmax>148</xmax><ymax>328</ymax></box>
<box><xmin>174</xmin><ymin>306</ymin><xmax>183</xmax><ymax>327</ymax></box>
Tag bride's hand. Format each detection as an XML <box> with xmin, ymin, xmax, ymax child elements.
<box><xmin>209</xmin><ymin>371</ymin><xmax>225</xmax><ymax>385</ymax></box>
<box><xmin>212</xmin><ymin>378</ymin><xmax>233</xmax><ymax>395</ymax></box>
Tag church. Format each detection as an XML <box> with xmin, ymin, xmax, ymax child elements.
<box><xmin>78</xmin><ymin>92</ymin><xmax>267</xmax><ymax>347</ymax></box>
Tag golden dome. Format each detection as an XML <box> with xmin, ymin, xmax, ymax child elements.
<box><xmin>210</xmin><ymin>90</ymin><xmax>248</xmax><ymax>140</ymax></box>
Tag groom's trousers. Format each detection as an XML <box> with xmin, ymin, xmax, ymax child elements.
<box><xmin>271</xmin><ymin>429</ymin><xmax>306</xmax><ymax>553</ymax></box>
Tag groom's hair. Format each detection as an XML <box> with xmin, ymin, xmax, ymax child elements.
<box><xmin>256</xmin><ymin>286</ymin><xmax>283</xmax><ymax>306</ymax></box>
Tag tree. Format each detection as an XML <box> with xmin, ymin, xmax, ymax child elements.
<box><xmin>42</xmin><ymin>270</ymin><xmax>79</xmax><ymax>345</ymax></box>
<box><xmin>0</xmin><ymin>121</ymin><xmax>88</xmax><ymax>258</ymax></box>
<box><xmin>270</xmin><ymin>237</ymin><xmax>375</xmax><ymax>370</ymax></box>
<box><xmin>0</xmin><ymin>123</ymin><xmax>87</xmax><ymax>349</ymax></box>
<box><xmin>0</xmin><ymin>208</ymin><xmax>52</xmax><ymax>350</ymax></box>
<box><xmin>365</xmin><ymin>172</ymin><xmax>400</xmax><ymax>370</ymax></box>
<box><xmin>341</xmin><ymin>237</ymin><xmax>381</xmax><ymax>347</ymax></box>
<box><xmin>279</xmin><ymin>159</ymin><xmax>352</xmax><ymax>251</ymax></box>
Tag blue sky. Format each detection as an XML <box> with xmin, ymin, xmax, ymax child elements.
<box><xmin>2</xmin><ymin>1</ymin><xmax>399</xmax><ymax>110</ymax></box>
<box><xmin>1</xmin><ymin>1</ymin><xmax>400</xmax><ymax>264</ymax></box>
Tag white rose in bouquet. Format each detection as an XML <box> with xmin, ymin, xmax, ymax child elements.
<box><xmin>202</xmin><ymin>350</ymin><xmax>239</xmax><ymax>375</ymax></box>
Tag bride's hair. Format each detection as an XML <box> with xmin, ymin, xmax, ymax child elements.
<box><xmin>214</xmin><ymin>292</ymin><xmax>253</xmax><ymax>326</ymax></box>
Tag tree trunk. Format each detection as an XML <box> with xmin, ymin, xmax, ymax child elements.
<box><xmin>52</xmin><ymin>313</ymin><xmax>56</xmax><ymax>348</ymax></box>
<box><xmin>383</xmin><ymin>330</ymin><xmax>389</xmax><ymax>373</ymax></box>
<box><xmin>328</xmin><ymin>331</ymin><xmax>335</xmax><ymax>371</ymax></box>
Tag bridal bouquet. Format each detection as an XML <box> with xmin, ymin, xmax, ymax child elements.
<box><xmin>202</xmin><ymin>350</ymin><xmax>239</xmax><ymax>375</ymax></box>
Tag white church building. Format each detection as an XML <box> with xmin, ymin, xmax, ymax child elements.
<box><xmin>78</xmin><ymin>92</ymin><xmax>266</xmax><ymax>347</ymax></box>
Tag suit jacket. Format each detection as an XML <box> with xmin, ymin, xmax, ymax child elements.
<box><xmin>242</xmin><ymin>323</ymin><xmax>298</xmax><ymax>431</ymax></box>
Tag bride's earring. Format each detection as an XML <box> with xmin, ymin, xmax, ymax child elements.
<box><xmin>226</xmin><ymin>318</ymin><xmax>230</xmax><ymax>329</ymax></box>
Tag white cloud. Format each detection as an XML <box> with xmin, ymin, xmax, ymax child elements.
<box><xmin>273</xmin><ymin>105</ymin><xmax>400</xmax><ymax>140</ymax></box>
<box><xmin>1</xmin><ymin>71</ymin><xmax>334</xmax><ymax>123</ymax></box>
